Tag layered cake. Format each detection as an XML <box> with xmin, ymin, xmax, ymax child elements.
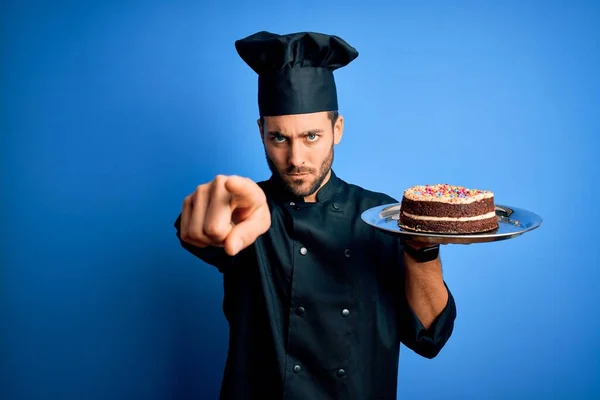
<box><xmin>398</xmin><ymin>184</ymin><xmax>499</xmax><ymax>234</ymax></box>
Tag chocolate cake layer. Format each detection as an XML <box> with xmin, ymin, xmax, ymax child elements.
<box><xmin>400</xmin><ymin>197</ymin><xmax>495</xmax><ymax>218</ymax></box>
<box><xmin>399</xmin><ymin>214</ymin><xmax>499</xmax><ymax>234</ymax></box>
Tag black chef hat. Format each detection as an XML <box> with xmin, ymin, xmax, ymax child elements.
<box><xmin>235</xmin><ymin>31</ymin><xmax>359</xmax><ymax>117</ymax></box>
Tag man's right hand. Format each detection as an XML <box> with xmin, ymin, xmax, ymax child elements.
<box><xmin>179</xmin><ymin>175</ymin><xmax>271</xmax><ymax>256</ymax></box>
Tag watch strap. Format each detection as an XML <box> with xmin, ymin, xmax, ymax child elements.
<box><xmin>403</xmin><ymin>242</ymin><xmax>440</xmax><ymax>263</ymax></box>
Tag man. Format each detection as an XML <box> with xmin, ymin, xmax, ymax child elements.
<box><xmin>175</xmin><ymin>31</ymin><xmax>457</xmax><ymax>399</ymax></box>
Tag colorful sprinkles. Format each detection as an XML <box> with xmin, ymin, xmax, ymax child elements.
<box><xmin>410</xmin><ymin>184</ymin><xmax>490</xmax><ymax>199</ymax></box>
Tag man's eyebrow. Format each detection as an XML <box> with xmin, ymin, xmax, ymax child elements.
<box><xmin>267</xmin><ymin>129</ymin><xmax>324</xmax><ymax>137</ymax></box>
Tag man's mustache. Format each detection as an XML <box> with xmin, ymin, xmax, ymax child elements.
<box><xmin>285</xmin><ymin>167</ymin><xmax>315</xmax><ymax>175</ymax></box>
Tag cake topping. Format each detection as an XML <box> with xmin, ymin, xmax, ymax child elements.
<box><xmin>408</xmin><ymin>184</ymin><xmax>491</xmax><ymax>199</ymax></box>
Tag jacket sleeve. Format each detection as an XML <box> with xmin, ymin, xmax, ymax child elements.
<box><xmin>397</xmin><ymin>278</ymin><xmax>457</xmax><ymax>359</ymax></box>
<box><xmin>378</xmin><ymin>197</ymin><xmax>456</xmax><ymax>358</ymax></box>
<box><xmin>376</xmin><ymin>193</ymin><xmax>457</xmax><ymax>358</ymax></box>
<box><xmin>173</xmin><ymin>213</ymin><xmax>236</xmax><ymax>273</ymax></box>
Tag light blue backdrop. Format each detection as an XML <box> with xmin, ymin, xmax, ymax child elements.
<box><xmin>2</xmin><ymin>1</ymin><xmax>599</xmax><ymax>399</ymax></box>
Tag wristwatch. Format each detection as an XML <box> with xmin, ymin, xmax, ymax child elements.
<box><xmin>403</xmin><ymin>242</ymin><xmax>440</xmax><ymax>263</ymax></box>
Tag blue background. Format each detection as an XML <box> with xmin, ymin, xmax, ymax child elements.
<box><xmin>2</xmin><ymin>0</ymin><xmax>599</xmax><ymax>399</ymax></box>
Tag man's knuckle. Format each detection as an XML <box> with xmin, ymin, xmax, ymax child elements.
<box><xmin>191</xmin><ymin>184</ymin><xmax>209</xmax><ymax>203</ymax></box>
<box><xmin>187</xmin><ymin>227</ymin><xmax>203</xmax><ymax>241</ymax></box>
<box><xmin>214</xmin><ymin>174</ymin><xmax>228</xmax><ymax>185</ymax></box>
<box><xmin>204</xmin><ymin>222</ymin><xmax>226</xmax><ymax>240</ymax></box>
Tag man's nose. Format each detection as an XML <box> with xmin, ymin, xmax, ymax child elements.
<box><xmin>287</xmin><ymin>140</ymin><xmax>305</xmax><ymax>167</ymax></box>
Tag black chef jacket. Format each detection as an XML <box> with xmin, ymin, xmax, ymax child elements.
<box><xmin>174</xmin><ymin>170</ymin><xmax>457</xmax><ymax>400</ymax></box>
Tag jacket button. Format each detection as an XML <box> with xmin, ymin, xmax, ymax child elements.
<box><xmin>293</xmin><ymin>364</ymin><xmax>301</xmax><ymax>373</ymax></box>
<box><xmin>332</xmin><ymin>203</ymin><xmax>340</xmax><ymax>210</ymax></box>
<box><xmin>300</xmin><ymin>247</ymin><xmax>307</xmax><ymax>255</ymax></box>
<box><xmin>336</xmin><ymin>368</ymin><xmax>346</xmax><ymax>377</ymax></box>
<box><xmin>344</xmin><ymin>249</ymin><xmax>351</xmax><ymax>257</ymax></box>
<box><xmin>341</xmin><ymin>309</ymin><xmax>350</xmax><ymax>317</ymax></box>
<box><xmin>296</xmin><ymin>306</ymin><xmax>305</xmax><ymax>316</ymax></box>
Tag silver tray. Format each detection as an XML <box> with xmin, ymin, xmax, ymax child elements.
<box><xmin>361</xmin><ymin>203</ymin><xmax>543</xmax><ymax>245</ymax></box>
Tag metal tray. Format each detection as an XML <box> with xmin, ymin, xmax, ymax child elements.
<box><xmin>361</xmin><ymin>203</ymin><xmax>543</xmax><ymax>244</ymax></box>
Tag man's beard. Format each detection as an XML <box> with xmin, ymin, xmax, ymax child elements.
<box><xmin>265</xmin><ymin>146</ymin><xmax>334</xmax><ymax>198</ymax></box>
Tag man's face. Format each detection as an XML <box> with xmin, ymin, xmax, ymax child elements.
<box><xmin>259</xmin><ymin>111</ymin><xmax>344</xmax><ymax>200</ymax></box>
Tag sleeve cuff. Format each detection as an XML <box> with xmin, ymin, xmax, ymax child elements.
<box><xmin>400</xmin><ymin>281</ymin><xmax>457</xmax><ymax>358</ymax></box>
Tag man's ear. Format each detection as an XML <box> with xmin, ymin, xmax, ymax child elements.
<box><xmin>333</xmin><ymin>114</ymin><xmax>344</xmax><ymax>145</ymax></box>
<box><xmin>257</xmin><ymin>118</ymin><xmax>264</xmax><ymax>142</ymax></box>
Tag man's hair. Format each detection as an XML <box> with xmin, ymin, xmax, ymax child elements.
<box><xmin>260</xmin><ymin>110</ymin><xmax>339</xmax><ymax>132</ymax></box>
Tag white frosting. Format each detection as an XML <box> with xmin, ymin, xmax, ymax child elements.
<box><xmin>401</xmin><ymin>211</ymin><xmax>497</xmax><ymax>222</ymax></box>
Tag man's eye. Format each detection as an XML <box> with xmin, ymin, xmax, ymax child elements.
<box><xmin>273</xmin><ymin>135</ymin><xmax>286</xmax><ymax>143</ymax></box>
<box><xmin>307</xmin><ymin>133</ymin><xmax>318</xmax><ymax>141</ymax></box>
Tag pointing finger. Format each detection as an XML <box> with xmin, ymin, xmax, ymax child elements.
<box><xmin>225</xmin><ymin>176</ymin><xmax>266</xmax><ymax>211</ymax></box>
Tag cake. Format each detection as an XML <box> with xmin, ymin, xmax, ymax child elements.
<box><xmin>398</xmin><ymin>184</ymin><xmax>499</xmax><ymax>234</ymax></box>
